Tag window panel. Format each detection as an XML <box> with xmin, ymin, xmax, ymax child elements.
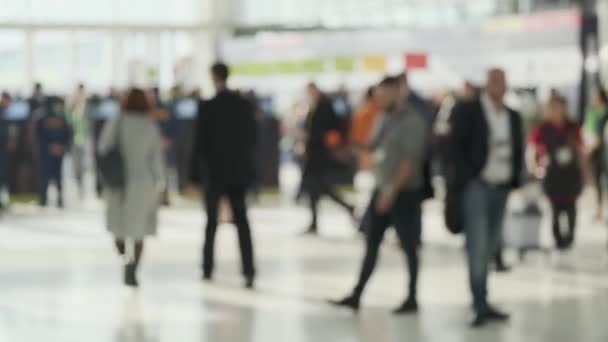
<box><xmin>0</xmin><ymin>31</ymin><xmax>26</xmax><ymax>93</ymax></box>
<box><xmin>33</xmin><ymin>31</ymin><xmax>72</xmax><ymax>94</ymax></box>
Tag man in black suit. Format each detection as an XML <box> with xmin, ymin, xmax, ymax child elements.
<box><xmin>301</xmin><ymin>83</ymin><xmax>355</xmax><ymax>235</ymax></box>
<box><xmin>449</xmin><ymin>68</ymin><xmax>523</xmax><ymax>327</ymax></box>
<box><xmin>190</xmin><ymin>62</ymin><xmax>257</xmax><ymax>289</ymax></box>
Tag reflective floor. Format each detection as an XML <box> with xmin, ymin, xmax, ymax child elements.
<box><xmin>1</xmin><ymin>194</ymin><xmax>608</xmax><ymax>342</ymax></box>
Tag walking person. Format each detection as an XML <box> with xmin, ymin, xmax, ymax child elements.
<box><xmin>329</xmin><ymin>76</ymin><xmax>427</xmax><ymax>314</ymax></box>
<box><xmin>528</xmin><ymin>94</ymin><xmax>584</xmax><ymax>250</ymax></box>
<box><xmin>300</xmin><ymin>82</ymin><xmax>356</xmax><ymax>235</ymax></box>
<box><xmin>67</xmin><ymin>83</ymin><xmax>88</xmax><ymax>199</ymax></box>
<box><xmin>98</xmin><ymin>88</ymin><xmax>166</xmax><ymax>287</ymax></box>
<box><xmin>190</xmin><ymin>62</ymin><xmax>257</xmax><ymax>289</ymax></box>
<box><xmin>449</xmin><ymin>68</ymin><xmax>524</xmax><ymax>327</ymax></box>
<box><xmin>583</xmin><ymin>87</ymin><xmax>608</xmax><ymax>221</ymax></box>
<box><xmin>36</xmin><ymin>100</ymin><xmax>72</xmax><ymax>208</ymax></box>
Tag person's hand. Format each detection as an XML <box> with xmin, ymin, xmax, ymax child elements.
<box><xmin>184</xmin><ymin>183</ymin><xmax>200</xmax><ymax>194</ymax></box>
<box><xmin>49</xmin><ymin>144</ymin><xmax>65</xmax><ymax>157</ymax></box>
<box><xmin>375</xmin><ymin>188</ymin><xmax>396</xmax><ymax>214</ymax></box>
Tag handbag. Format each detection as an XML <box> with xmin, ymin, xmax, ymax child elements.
<box><xmin>97</xmin><ymin>118</ymin><xmax>125</xmax><ymax>189</ymax></box>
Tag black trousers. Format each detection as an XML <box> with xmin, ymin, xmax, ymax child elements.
<box><xmin>203</xmin><ymin>185</ymin><xmax>256</xmax><ymax>278</ymax></box>
<box><xmin>592</xmin><ymin>152</ymin><xmax>604</xmax><ymax>209</ymax></box>
<box><xmin>550</xmin><ymin>199</ymin><xmax>577</xmax><ymax>248</ymax></box>
<box><xmin>352</xmin><ymin>190</ymin><xmax>422</xmax><ymax>300</ymax></box>
<box><xmin>305</xmin><ymin>172</ymin><xmax>353</xmax><ymax>230</ymax></box>
<box><xmin>39</xmin><ymin>156</ymin><xmax>64</xmax><ymax>207</ymax></box>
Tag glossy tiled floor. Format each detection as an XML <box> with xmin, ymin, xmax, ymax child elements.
<box><xmin>1</xmin><ymin>193</ymin><xmax>608</xmax><ymax>342</ymax></box>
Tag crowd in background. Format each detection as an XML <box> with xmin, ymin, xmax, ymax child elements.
<box><xmin>2</xmin><ymin>63</ymin><xmax>608</xmax><ymax>328</ymax></box>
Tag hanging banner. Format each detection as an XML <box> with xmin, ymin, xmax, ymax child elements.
<box><xmin>334</xmin><ymin>56</ymin><xmax>355</xmax><ymax>72</ymax></box>
<box><xmin>405</xmin><ymin>53</ymin><xmax>428</xmax><ymax>70</ymax></box>
<box><xmin>363</xmin><ymin>55</ymin><xmax>387</xmax><ymax>72</ymax></box>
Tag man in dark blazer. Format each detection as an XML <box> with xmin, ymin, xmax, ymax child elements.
<box><xmin>449</xmin><ymin>68</ymin><xmax>523</xmax><ymax>327</ymax></box>
<box><xmin>190</xmin><ymin>62</ymin><xmax>257</xmax><ymax>289</ymax></box>
<box><xmin>301</xmin><ymin>83</ymin><xmax>355</xmax><ymax>235</ymax></box>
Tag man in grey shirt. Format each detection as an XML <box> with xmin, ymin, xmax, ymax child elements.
<box><xmin>330</xmin><ymin>76</ymin><xmax>427</xmax><ymax>314</ymax></box>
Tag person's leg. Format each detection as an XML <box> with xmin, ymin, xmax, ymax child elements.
<box><xmin>593</xmin><ymin>153</ymin><xmax>604</xmax><ymax>219</ymax></box>
<box><xmin>330</xmin><ymin>192</ymin><xmax>389</xmax><ymax>310</ymax></box>
<box><xmin>124</xmin><ymin>240</ymin><xmax>144</xmax><ymax>287</ymax></box>
<box><xmin>351</xmin><ymin>194</ymin><xmax>390</xmax><ymax>299</ymax></box>
<box><xmin>227</xmin><ymin>187</ymin><xmax>256</xmax><ymax>287</ymax></box>
<box><xmin>306</xmin><ymin>188</ymin><xmax>321</xmax><ymax>234</ymax></box>
<box><xmin>114</xmin><ymin>239</ymin><xmax>126</xmax><ymax>256</ymax></box>
<box><xmin>463</xmin><ymin>183</ymin><xmax>490</xmax><ymax>314</ymax></box>
<box><xmin>566</xmin><ymin>202</ymin><xmax>577</xmax><ymax>248</ymax></box>
<box><xmin>550</xmin><ymin>201</ymin><xmax>565</xmax><ymax>248</ymax></box>
<box><xmin>54</xmin><ymin>158</ymin><xmax>64</xmax><ymax>208</ymax></box>
<box><xmin>358</xmin><ymin>201</ymin><xmax>373</xmax><ymax>234</ymax></box>
<box><xmin>319</xmin><ymin>177</ymin><xmax>355</xmax><ymax>215</ymax></box>
<box><xmin>487</xmin><ymin>188</ymin><xmax>509</xmax><ymax>263</ymax></box>
<box><xmin>483</xmin><ymin>187</ymin><xmax>510</xmax><ymax>319</ymax></box>
<box><xmin>203</xmin><ymin>189</ymin><xmax>221</xmax><ymax>279</ymax></box>
<box><xmin>38</xmin><ymin>160</ymin><xmax>49</xmax><ymax>207</ymax></box>
<box><xmin>73</xmin><ymin>145</ymin><xmax>84</xmax><ymax>198</ymax></box>
<box><xmin>391</xmin><ymin>191</ymin><xmax>422</xmax><ymax>313</ymax></box>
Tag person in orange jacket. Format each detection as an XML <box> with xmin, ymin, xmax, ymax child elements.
<box><xmin>350</xmin><ymin>87</ymin><xmax>382</xmax><ymax>170</ymax></box>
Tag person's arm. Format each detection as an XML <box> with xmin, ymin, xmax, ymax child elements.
<box><xmin>151</xmin><ymin>124</ymin><xmax>167</xmax><ymax>192</ymax></box>
<box><xmin>376</xmin><ymin>160</ymin><xmax>414</xmax><ymax>213</ymax></box>
<box><xmin>526</xmin><ymin>126</ymin><xmax>543</xmax><ymax>179</ymax></box>
<box><xmin>97</xmin><ymin>116</ymin><xmax>119</xmax><ymax>155</ymax></box>
<box><xmin>189</xmin><ymin>102</ymin><xmax>206</xmax><ymax>185</ymax></box>
<box><xmin>447</xmin><ymin>102</ymin><xmax>472</xmax><ymax>190</ymax></box>
<box><xmin>376</xmin><ymin>117</ymin><xmax>425</xmax><ymax>213</ymax></box>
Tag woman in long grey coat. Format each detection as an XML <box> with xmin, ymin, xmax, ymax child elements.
<box><xmin>98</xmin><ymin>88</ymin><xmax>165</xmax><ymax>287</ymax></box>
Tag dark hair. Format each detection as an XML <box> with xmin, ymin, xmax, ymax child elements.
<box><xmin>211</xmin><ymin>62</ymin><xmax>230</xmax><ymax>82</ymax></box>
<box><xmin>379</xmin><ymin>76</ymin><xmax>401</xmax><ymax>88</ymax></box>
<box><xmin>365</xmin><ymin>86</ymin><xmax>375</xmax><ymax>99</ymax></box>
<box><xmin>123</xmin><ymin>88</ymin><xmax>151</xmax><ymax>114</ymax></box>
<box><xmin>597</xmin><ymin>86</ymin><xmax>608</xmax><ymax>105</ymax></box>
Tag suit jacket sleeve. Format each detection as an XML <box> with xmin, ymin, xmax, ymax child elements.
<box><xmin>190</xmin><ymin>101</ymin><xmax>207</xmax><ymax>184</ymax></box>
<box><xmin>511</xmin><ymin>110</ymin><xmax>525</xmax><ymax>189</ymax></box>
<box><xmin>448</xmin><ymin>102</ymin><xmax>472</xmax><ymax>191</ymax></box>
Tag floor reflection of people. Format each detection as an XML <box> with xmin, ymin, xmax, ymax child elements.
<box><xmin>114</xmin><ymin>294</ymin><xmax>157</xmax><ymax>342</ymax></box>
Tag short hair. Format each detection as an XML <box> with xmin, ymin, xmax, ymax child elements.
<box><xmin>365</xmin><ymin>86</ymin><xmax>375</xmax><ymax>99</ymax></box>
<box><xmin>597</xmin><ymin>86</ymin><xmax>608</xmax><ymax>105</ymax></box>
<box><xmin>379</xmin><ymin>75</ymin><xmax>401</xmax><ymax>88</ymax></box>
<box><xmin>211</xmin><ymin>62</ymin><xmax>230</xmax><ymax>82</ymax></box>
<box><xmin>549</xmin><ymin>93</ymin><xmax>568</xmax><ymax>106</ymax></box>
<box><xmin>487</xmin><ymin>67</ymin><xmax>506</xmax><ymax>78</ymax></box>
<box><xmin>123</xmin><ymin>88</ymin><xmax>151</xmax><ymax>114</ymax></box>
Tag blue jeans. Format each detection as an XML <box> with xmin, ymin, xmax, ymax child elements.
<box><xmin>463</xmin><ymin>182</ymin><xmax>509</xmax><ymax>312</ymax></box>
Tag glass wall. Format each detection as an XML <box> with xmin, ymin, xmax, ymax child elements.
<box><xmin>236</xmin><ymin>0</ymin><xmax>498</xmax><ymax>28</ymax></box>
<box><xmin>0</xmin><ymin>31</ymin><xmax>26</xmax><ymax>94</ymax></box>
<box><xmin>0</xmin><ymin>0</ymin><xmax>204</xmax><ymax>25</ymax></box>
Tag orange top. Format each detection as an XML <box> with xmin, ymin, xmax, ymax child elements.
<box><xmin>350</xmin><ymin>100</ymin><xmax>381</xmax><ymax>145</ymax></box>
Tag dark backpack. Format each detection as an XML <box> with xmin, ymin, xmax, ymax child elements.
<box><xmin>97</xmin><ymin>119</ymin><xmax>125</xmax><ymax>189</ymax></box>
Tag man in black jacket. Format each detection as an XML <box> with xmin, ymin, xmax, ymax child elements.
<box><xmin>190</xmin><ymin>62</ymin><xmax>257</xmax><ymax>289</ymax></box>
<box><xmin>449</xmin><ymin>68</ymin><xmax>523</xmax><ymax>327</ymax></box>
<box><xmin>301</xmin><ymin>83</ymin><xmax>355</xmax><ymax>235</ymax></box>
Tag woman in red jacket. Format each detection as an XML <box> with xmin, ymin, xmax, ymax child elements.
<box><xmin>527</xmin><ymin>94</ymin><xmax>585</xmax><ymax>250</ymax></box>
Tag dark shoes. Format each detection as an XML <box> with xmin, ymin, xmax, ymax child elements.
<box><xmin>124</xmin><ymin>263</ymin><xmax>139</xmax><ymax>288</ymax></box>
<box><xmin>393</xmin><ymin>297</ymin><xmax>418</xmax><ymax>315</ymax></box>
<box><xmin>245</xmin><ymin>277</ymin><xmax>255</xmax><ymax>290</ymax></box>
<box><xmin>495</xmin><ymin>262</ymin><xmax>511</xmax><ymax>273</ymax></box>
<box><xmin>301</xmin><ymin>225</ymin><xmax>318</xmax><ymax>236</ymax></box>
<box><xmin>328</xmin><ymin>296</ymin><xmax>360</xmax><ymax>313</ymax></box>
<box><xmin>470</xmin><ymin>305</ymin><xmax>510</xmax><ymax>328</ymax></box>
<box><xmin>202</xmin><ymin>272</ymin><xmax>255</xmax><ymax>290</ymax></box>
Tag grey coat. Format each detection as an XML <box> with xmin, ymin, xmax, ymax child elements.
<box><xmin>98</xmin><ymin>113</ymin><xmax>166</xmax><ymax>240</ymax></box>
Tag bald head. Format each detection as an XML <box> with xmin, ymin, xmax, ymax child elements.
<box><xmin>486</xmin><ymin>68</ymin><xmax>507</xmax><ymax>105</ymax></box>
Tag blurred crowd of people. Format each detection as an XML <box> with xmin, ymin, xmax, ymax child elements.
<box><xmin>2</xmin><ymin>61</ymin><xmax>608</xmax><ymax>328</ymax></box>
